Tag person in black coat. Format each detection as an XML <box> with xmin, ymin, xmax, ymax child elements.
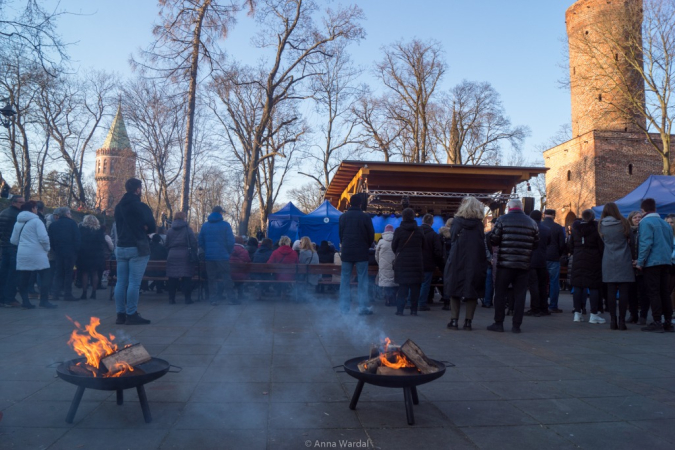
<box><xmin>48</xmin><ymin>207</ymin><xmax>81</xmax><ymax>301</ymax></box>
<box><xmin>445</xmin><ymin>197</ymin><xmax>487</xmax><ymax>330</ymax></box>
<box><xmin>541</xmin><ymin>209</ymin><xmax>567</xmax><ymax>313</ymax></box>
<box><xmin>526</xmin><ymin>211</ymin><xmax>551</xmax><ymax>317</ymax></box>
<box><xmin>252</xmin><ymin>238</ymin><xmax>274</xmax><ymax>283</ymax></box>
<box><xmin>569</xmin><ymin>209</ymin><xmax>605</xmax><ymax>324</ymax></box>
<box><xmin>77</xmin><ymin>215</ymin><xmax>106</xmax><ymax>299</ymax></box>
<box><xmin>392</xmin><ymin>208</ymin><xmax>425</xmax><ymax>316</ymax></box>
<box><xmin>488</xmin><ymin>199</ymin><xmax>539</xmax><ymax>333</ymax></box>
<box><xmin>0</xmin><ymin>195</ymin><xmax>24</xmax><ymax>307</ymax></box>
<box><xmin>338</xmin><ymin>193</ymin><xmax>375</xmax><ymax>315</ymax></box>
<box><xmin>246</xmin><ymin>237</ymin><xmax>259</xmax><ymax>261</ymax></box>
<box><xmin>419</xmin><ymin>214</ymin><xmax>443</xmax><ymax>311</ymax></box>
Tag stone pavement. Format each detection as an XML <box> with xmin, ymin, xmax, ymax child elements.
<box><xmin>0</xmin><ymin>288</ymin><xmax>674</xmax><ymax>450</ymax></box>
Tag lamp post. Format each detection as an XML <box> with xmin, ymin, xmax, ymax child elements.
<box><xmin>0</xmin><ymin>99</ymin><xmax>16</xmax><ymax>128</ymax></box>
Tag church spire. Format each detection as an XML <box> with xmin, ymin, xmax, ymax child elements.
<box><xmin>102</xmin><ymin>103</ymin><xmax>131</xmax><ymax>150</ymax></box>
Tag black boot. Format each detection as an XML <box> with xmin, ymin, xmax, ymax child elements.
<box><xmin>447</xmin><ymin>319</ymin><xmax>459</xmax><ymax>329</ymax></box>
<box><xmin>610</xmin><ymin>316</ymin><xmax>618</xmax><ymax>330</ymax></box>
<box><xmin>21</xmin><ymin>301</ymin><xmax>36</xmax><ymax>310</ymax></box>
<box><xmin>125</xmin><ymin>312</ymin><xmax>151</xmax><ymax>325</ymax></box>
<box><xmin>619</xmin><ymin>317</ymin><xmax>627</xmax><ymax>330</ymax></box>
<box><xmin>442</xmin><ymin>298</ymin><xmax>450</xmax><ymax>311</ymax></box>
<box><xmin>463</xmin><ymin>319</ymin><xmax>472</xmax><ymax>331</ymax></box>
<box><xmin>79</xmin><ymin>288</ymin><xmax>88</xmax><ymax>300</ymax></box>
<box><xmin>115</xmin><ymin>313</ymin><xmax>126</xmax><ymax>325</ymax></box>
<box><xmin>487</xmin><ymin>322</ymin><xmax>504</xmax><ymax>332</ymax></box>
<box><xmin>90</xmin><ymin>290</ymin><xmax>96</xmax><ymax>300</ymax></box>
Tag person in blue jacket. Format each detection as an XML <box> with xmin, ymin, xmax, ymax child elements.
<box><xmin>199</xmin><ymin>205</ymin><xmax>235</xmax><ymax>306</ymax></box>
<box><xmin>636</xmin><ymin>198</ymin><xmax>674</xmax><ymax>332</ymax></box>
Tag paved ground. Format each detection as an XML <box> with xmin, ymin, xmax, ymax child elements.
<box><xmin>0</xmin><ymin>287</ymin><xmax>674</xmax><ymax>450</ymax></box>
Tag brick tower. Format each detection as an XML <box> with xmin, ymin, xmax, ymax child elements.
<box><xmin>544</xmin><ymin>0</ymin><xmax>670</xmax><ymax>226</ymax></box>
<box><xmin>95</xmin><ymin>105</ymin><xmax>136</xmax><ymax>213</ymax></box>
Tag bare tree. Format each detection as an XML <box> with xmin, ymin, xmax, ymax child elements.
<box><xmin>212</xmin><ymin>0</ymin><xmax>364</xmax><ymax>234</ymax></box>
<box><xmin>374</xmin><ymin>39</ymin><xmax>446</xmax><ymax>163</ymax></box>
<box><xmin>288</xmin><ymin>181</ymin><xmax>323</xmax><ymax>213</ymax></box>
<box><xmin>135</xmin><ymin>0</ymin><xmax>248</xmax><ymax>213</ymax></box>
<box><xmin>570</xmin><ymin>0</ymin><xmax>675</xmax><ymax>174</ymax></box>
<box><xmin>351</xmin><ymin>92</ymin><xmax>400</xmax><ymax>161</ymax></box>
<box><xmin>303</xmin><ymin>41</ymin><xmax>364</xmax><ymax>188</ymax></box>
<box><xmin>0</xmin><ymin>0</ymin><xmax>68</xmax><ymax>75</ymax></box>
<box><xmin>37</xmin><ymin>70</ymin><xmax>117</xmax><ymax>207</ymax></box>
<box><xmin>123</xmin><ymin>78</ymin><xmax>185</xmax><ymax>219</ymax></box>
<box><xmin>433</xmin><ymin>81</ymin><xmax>529</xmax><ymax>165</ymax></box>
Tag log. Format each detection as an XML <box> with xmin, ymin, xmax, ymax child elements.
<box><xmin>69</xmin><ymin>363</ymin><xmax>97</xmax><ymax>377</ymax></box>
<box><xmin>400</xmin><ymin>339</ymin><xmax>439</xmax><ymax>374</ymax></box>
<box><xmin>357</xmin><ymin>355</ymin><xmax>381</xmax><ymax>373</ymax></box>
<box><xmin>101</xmin><ymin>343</ymin><xmax>151</xmax><ymax>373</ymax></box>
<box><xmin>376</xmin><ymin>366</ymin><xmax>419</xmax><ymax>376</ymax></box>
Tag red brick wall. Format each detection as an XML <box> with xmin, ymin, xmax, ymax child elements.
<box><xmin>566</xmin><ymin>0</ymin><xmax>645</xmax><ymax>137</ymax></box>
<box><xmin>95</xmin><ymin>148</ymin><xmax>136</xmax><ymax>212</ymax></box>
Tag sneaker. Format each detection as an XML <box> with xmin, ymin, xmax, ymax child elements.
<box><xmin>125</xmin><ymin>312</ymin><xmax>151</xmax><ymax>325</ymax></box>
<box><xmin>487</xmin><ymin>322</ymin><xmax>504</xmax><ymax>332</ymax></box>
<box><xmin>589</xmin><ymin>313</ymin><xmax>606</xmax><ymax>324</ymax></box>
<box><xmin>574</xmin><ymin>312</ymin><xmax>584</xmax><ymax>322</ymax></box>
<box><xmin>115</xmin><ymin>313</ymin><xmax>126</xmax><ymax>325</ymax></box>
<box><xmin>38</xmin><ymin>301</ymin><xmax>58</xmax><ymax>309</ymax></box>
<box><xmin>641</xmin><ymin>322</ymin><xmax>664</xmax><ymax>333</ymax></box>
<box><xmin>512</xmin><ymin>326</ymin><xmax>521</xmax><ymax>334</ymax></box>
<box><xmin>550</xmin><ymin>308</ymin><xmax>563</xmax><ymax>313</ymax></box>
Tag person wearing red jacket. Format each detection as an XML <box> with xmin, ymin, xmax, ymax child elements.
<box><xmin>267</xmin><ymin>236</ymin><xmax>299</xmax><ymax>281</ymax></box>
<box><xmin>229</xmin><ymin>236</ymin><xmax>251</xmax><ymax>304</ymax></box>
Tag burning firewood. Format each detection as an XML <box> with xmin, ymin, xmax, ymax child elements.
<box><xmin>101</xmin><ymin>343</ymin><xmax>151</xmax><ymax>374</ymax></box>
<box><xmin>376</xmin><ymin>366</ymin><xmax>419</xmax><ymax>376</ymax></box>
<box><xmin>400</xmin><ymin>339</ymin><xmax>439</xmax><ymax>374</ymax></box>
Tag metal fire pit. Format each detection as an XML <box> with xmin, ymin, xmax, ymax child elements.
<box><xmin>336</xmin><ymin>355</ymin><xmax>451</xmax><ymax>425</ymax></box>
<box><xmin>56</xmin><ymin>357</ymin><xmax>179</xmax><ymax>423</ymax></box>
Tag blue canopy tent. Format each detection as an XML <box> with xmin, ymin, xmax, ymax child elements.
<box><xmin>592</xmin><ymin>175</ymin><xmax>675</xmax><ymax>218</ymax></box>
<box><xmin>267</xmin><ymin>202</ymin><xmax>305</xmax><ymax>242</ymax></box>
<box><xmin>298</xmin><ymin>200</ymin><xmax>343</xmax><ymax>245</ymax></box>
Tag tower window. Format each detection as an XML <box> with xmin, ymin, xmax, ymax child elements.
<box><xmin>598</xmin><ymin>93</ymin><xmax>602</xmax><ymax>101</ymax></box>
<box><xmin>573</xmin><ymin>67</ymin><xmax>576</xmax><ymax>75</ymax></box>
<box><xmin>110</xmin><ymin>160</ymin><xmax>114</xmax><ymax>174</ymax></box>
<box><xmin>615</xmin><ymin>53</ymin><xmax>619</xmax><ymax>61</ymax></box>
<box><xmin>103</xmin><ymin>159</ymin><xmax>107</xmax><ymax>172</ymax></box>
<box><xmin>628</xmin><ymin>164</ymin><xmax>633</xmax><ymax>175</ymax></box>
<box><xmin>585</xmin><ymin>31</ymin><xmax>589</xmax><ymax>35</ymax></box>
<box><xmin>567</xmin><ymin>170</ymin><xmax>572</xmax><ymax>181</ymax></box>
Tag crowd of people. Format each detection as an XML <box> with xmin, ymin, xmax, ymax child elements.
<box><xmin>2</xmin><ymin>176</ymin><xmax>673</xmax><ymax>333</ymax></box>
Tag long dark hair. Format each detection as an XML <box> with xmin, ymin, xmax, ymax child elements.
<box><xmin>600</xmin><ymin>202</ymin><xmax>631</xmax><ymax>237</ymax></box>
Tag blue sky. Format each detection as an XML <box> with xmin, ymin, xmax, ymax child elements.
<box><xmin>47</xmin><ymin>0</ymin><xmax>573</xmax><ymax>171</ymax></box>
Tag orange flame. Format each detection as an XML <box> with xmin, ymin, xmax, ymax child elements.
<box><xmin>378</xmin><ymin>337</ymin><xmax>416</xmax><ymax>370</ymax></box>
<box><xmin>67</xmin><ymin>316</ymin><xmax>134</xmax><ymax>377</ymax></box>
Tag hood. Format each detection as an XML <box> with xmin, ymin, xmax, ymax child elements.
<box><xmin>455</xmin><ymin>216</ymin><xmax>481</xmax><ymax>230</ymax></box>
<box><xmin>399</xmin><ymin>220</ymin><xmax>417</xmax><ymax>231</ymax></box>
<box><xmin>118</xmin><ymin>192</ymin><xmax>140</xmax><ymax>207</ymax></box>
<box><xmin>574</xmin><ymin>219</ymin><xmax>598</xmax><ymax>237</ymax></box>
<box><xmin>276</xmin><ymin>245</ymin><xmax>296</xmax><ymax>256</ymax></box>
<box><xmin>171</xmin><ymin>218</ymin><xmax>188</xmax><ymax>230</ymax></box>
<box><xmin>208</xmin><ymin>212</ymin><xmax>223</xmax><ymax>223</ymax></box>
<box><xmin>17</xmin><ymin>211</ymin><xmax>39</xmax><ymax>223</ymax></box>
<box><xmin>600</xmin><ymin>216</ymin><xmax>622</xmax><ymax>227</ymax></box>
<box><xmin>381</xmin><ymin>230</ymin><xmax>394</xmax><ymax>241</ymax></box>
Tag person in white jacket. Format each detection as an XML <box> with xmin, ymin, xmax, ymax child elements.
<box><xmin>10</xmin><ymin>201</ymin><xmax>57</xmax><ymax>309</ymax></box>
<box><xmin>375</xmin><ymin>224</ymin><xmax>397</xmax><ymax>306</ymax></box>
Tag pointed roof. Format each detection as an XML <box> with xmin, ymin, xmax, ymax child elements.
<box><xmin>102</xmin><ymin>104</ymin><xmax>131</xmax><ymax>150</ymax></box>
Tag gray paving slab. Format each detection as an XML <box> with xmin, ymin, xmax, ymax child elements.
<box><xmin>0</xmin><ymin>290</ymin><xmax>673</xmax><ymax>449</ymax></box>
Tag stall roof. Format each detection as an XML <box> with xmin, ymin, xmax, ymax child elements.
<box><xmin>325</xmin><ymin>161</ymin><xmax>548</xmax><ymax>213</ymax></box>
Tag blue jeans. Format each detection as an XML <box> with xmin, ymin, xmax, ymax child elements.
<box><xmin>0</xmin><ymin>246</ymin><xmax>17</xmax><ymax>304</ymax></box>
<box><xmin>483</xmin><ymin>265</ymin><xmax>494</xmax><ymax>306</ymax></box>
<box><xmin>339</xmin><ymin>261</ymin><xmax>369</xmax><ymax>313</ymax></box>
<box><xmin>114</xmin><ymin>247</ymin><xmax>150</xmax><ymax>315</ymax></box>
<box><xmin>546</xmin><ymin>261</ymin><xmax>561</xmax><ymax>309</ymax></box>
<box><xmin>418</xmin><ymin>272</ymin><xmax>433</xmax><ymax>308</ymax></box>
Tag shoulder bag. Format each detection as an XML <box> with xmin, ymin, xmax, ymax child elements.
<box><xmin>392</xmin><ymin>231</ymin><xmax>415</xmax><ymax>270</ymax></box>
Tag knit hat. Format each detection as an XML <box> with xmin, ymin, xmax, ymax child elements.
<box><xmin>384</xmin><ymin>224</ymin><xmax>394</xmax><ymax>232</ymax></box>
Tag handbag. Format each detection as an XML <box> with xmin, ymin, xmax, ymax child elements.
<box><xmin>392</xmin><ymin>231</ymin><xmax>415</xmax><ymax>269</ymax></box>
<box><xmin>187</xmin><ymin>231</ymin><xmax>198</xmax><ymax>264</ymax></box>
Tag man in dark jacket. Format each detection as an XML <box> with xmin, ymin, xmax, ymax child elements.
<box><xmin>525</xmin><ymin>211</ymin><xmax>551</xmax><ymax>317</ymax></box>
<box><xmin>338</xmin><ymin>193</ymin><xmax>375</xmax><ymax>315</ymax></box>
<box><xmin>48</xmin><ymin>206</ymin><xmax>81</xmax><ymax>301</ymax></box>
<box><xmin>0</xmin><ymin>195</ymin><xmax>24</xmax><ymax>307</ymax></box>
<box><xmin>488</xmin><ymin>199</ymin><xmax>539</xmax><ymax>333</ymax></box>
<box><xmin>418</xmin><ymin>214</ymin><xmax>443</xmax><ymax>311</ymax></box>
<box><xmin>114</xmin><ymin>178</ymin><xmax>156</xmax><ymax>325</ymax></box>
<box><xmin>198</xmin><ymin>205</ymin><xmax>235</xmax><ymax>306</ymax></box>
<box><xmin>541</xmin><ymin>209</ymin><xmax>566</xmax><ymax>313</ymax></box>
